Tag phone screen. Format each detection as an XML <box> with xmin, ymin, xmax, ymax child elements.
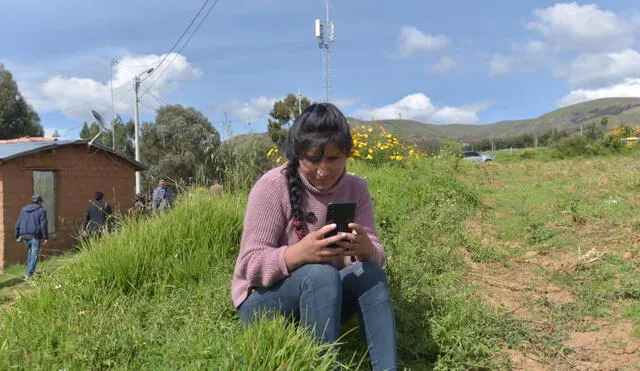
<box><xmin>324</xmin><ymin>202</ymin><xmax>356</xmax><ymax>240</ymax></box>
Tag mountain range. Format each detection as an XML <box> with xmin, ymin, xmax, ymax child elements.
<box><xmin>227</xmin><ymin>97</ymin><xmax>640</xmax><ymax>147</ymax></box>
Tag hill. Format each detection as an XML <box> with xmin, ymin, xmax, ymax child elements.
<box><xmin>351</xmin><ymin>97</ymin><xmax>640</xmax><ymax>142</ymax></box>
<box><xmin>224</xmin><ymin>98</ymin><xmax>640</xmax><ymax>148</ymax></box>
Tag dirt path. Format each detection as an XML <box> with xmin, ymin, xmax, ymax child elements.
<box><xmin>463</xmin><ymin>238</ymin><xmax>640</xmax><ymax>370</ymax></box>
<box><xmin>460</xmin><ymin>157</ymin><xmax>640</xmax><ymax>370</ymax></box>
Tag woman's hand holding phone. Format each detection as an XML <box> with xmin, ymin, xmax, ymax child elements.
<box><xmin>284</xmin><ymin>223</ymin><xmax>347</xmax><ymax>271</ymax></box>
<box><xmin>335</xmin><ymin>223</ymin><xmax>374</xmax><ymax>261</ymax></box>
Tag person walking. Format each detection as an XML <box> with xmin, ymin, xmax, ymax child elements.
<box><xmin>15</xmin><ymin>194</ymin><xmax>49</xmax><ymax>280</ymax></box>
<box><xmin>83</xmin><ymin>191</ymin><xmax>113</xmax><ymax>238</ymax></box>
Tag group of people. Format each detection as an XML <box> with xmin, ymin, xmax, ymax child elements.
<box><xmin>14</xmin><ymin>179</ymin><xmax>175</xmax><ymax>281</ymax></box>
<box><xmin>15</xmin><ymin>103</ymin><xmax>397</xmax><ymax>369</ymax></box>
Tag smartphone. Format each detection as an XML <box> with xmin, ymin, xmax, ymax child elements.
<box><xmin>324</xmin><ymin>202</ymin><xmax>356</xmax><ymax>243</ymax></box>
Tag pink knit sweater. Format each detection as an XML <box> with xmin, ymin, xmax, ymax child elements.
<box><xmin>231</xmin><ymin>165</ymin><xmax>386</xmax><ymax>307</ymax></box>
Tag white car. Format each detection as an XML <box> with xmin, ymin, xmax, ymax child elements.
<box><xmin>461</xmin><ymin>151</ymin><xmax>496</xmax><ymax>163</ymax></box>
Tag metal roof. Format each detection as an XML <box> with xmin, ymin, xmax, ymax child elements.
<box><xmin>0</xmin><ymin>138</ymin><xmax>147</xmax><ymax>171</ymax></box>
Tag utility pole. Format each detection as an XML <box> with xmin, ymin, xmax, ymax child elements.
<box><xmin>109</xmin><ymin>58</ymin><xmax>119</xmax><ymax>149</ymax></box>
<box><xmin>133</xmin><ymin>68</ymin><xmax>154</xmax><ymax>195</ymax></box>
<box><xmin>298</xmin><ymin>88</ymin><xmax>302</xmax><ymax>115</ymax></box>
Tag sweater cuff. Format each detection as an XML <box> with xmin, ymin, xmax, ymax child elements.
<box><xmin>278</xmin><ymin>245</ymin><xmax>290</xmax><ymax>277</ymax></box>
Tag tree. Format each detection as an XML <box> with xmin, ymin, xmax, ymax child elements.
<box><xmin>584</xmin><ymin>121</ymin><xmax>602</xmax><ymax>142</ymax></box>
<box><xmin>80</xmin><ymin>122</ymin><xmax>91</xmax><ymax>139</ymax></box>
<box><xmin>0</xmin><ymin>64</ymin><xmax>43</xmax><ymax>139</ymax></box>
<box><xmin>267</xmin><ymin>93</ymin><xmax>311</xmax><ymax>147</ymax></box>
<box><xmin>140</xmin><ymin>104</ymin><xmax>221</xmax><ymax>189</ymax></box>
<box><xmin>112</xmin><ymin>119</ymin><xmax>135</xmax><ymax>157</ymax></box>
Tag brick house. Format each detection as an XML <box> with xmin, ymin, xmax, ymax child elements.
<box><xmin>0</xmin><ymin>137</ymin><xmax>147</xmax><ymax>270</ymax></box>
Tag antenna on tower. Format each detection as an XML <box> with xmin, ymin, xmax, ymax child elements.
<box><xmin>315</xmin><ymin>0</ymin><xmax>334</xmax><ymax>102</ymax></box>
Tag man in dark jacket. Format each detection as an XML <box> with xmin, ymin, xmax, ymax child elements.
<box><xmin>83</xmin><ymin>191</ymin><xmax>113</xmax><ymax>238</ymax></box>
<box><xmin>15</xmin><ymin>194</ymin><xmax>48</xmax><ymax>280</ymax></box>
<box><xmin>152</xmin><ymin>178</ymin><xmax>174</xmax><ymax>211</ymax></box>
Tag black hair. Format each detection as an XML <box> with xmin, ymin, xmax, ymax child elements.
<box><xmin>284</xmin><ymin>102</ymin><xmax>352</xmax><ymax>238</ymax></box>
<box><xmin>95</xmin><ymin>191</ymin><xmax>104</xmax><ymax>201</ymax></box>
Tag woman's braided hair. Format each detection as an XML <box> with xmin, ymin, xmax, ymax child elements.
<box><xmin>284</xmin><ymin>103</ymin><xmax>352</xmax><ymax>240</ymax></box>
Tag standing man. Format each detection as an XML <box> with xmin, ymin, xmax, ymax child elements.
<box><xmin>15</xmin><ymin>194</ymin><xmax>48</xmax><ymax>280</ymax></box>
<box><xmin>83</xmin><ymin>191</ymin><xmax>113</xmax><ymax>238</ymax></box>
<box><xmin>152</xmin><ymin>178</ymin><xmax>174</xmax><ymax>211</ymax></box>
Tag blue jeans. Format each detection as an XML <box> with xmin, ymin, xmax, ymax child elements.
<box><xmin>238</xmin><ymin>261</ymin><xmax>397</xmax><ymax>371</ymax></box>
<box><xmin>22</xmin><ymin>238</ymin><xmax>41</xmax><ymax>277</ymax></box>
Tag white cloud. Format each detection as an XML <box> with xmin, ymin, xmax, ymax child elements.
<box><xmin>428</xmin><ymin>56</ymin><xmax>456</xmax><ymax>73</ymax></box>
<box><xmin>569</xmin><ymin>49</ymin><xmax>640</xmax><ymax>88</ymax></box>
<box><xmin>354</xmin><ymin>93</ymin><xmax>492</xmax><ymax>124</ymax></box>
<box><xmin>19</xmin><ymin>53</ymin><xmax>201</xmax><ymax>121</ymax></box>
<box><xmin>489</xmin><ymin>47</ymin><xmax>566</xmax><ymax>78</ymax></box>
<box><xmin>527</xmin><ymin>3</ymin><xmax>638</xmax><ymax>53</ymax></box>
<box><xmin>512</xmin><ymin>40</ymin><xmax>546</xmax><ymax>54</ymax></box>
<box><xmin>490</xmin><ymin>54</ymin><xmax>517</xmax><ymax>76</ymax></box>
<box><xmin>332</xmin><ymin>97</ymin><xmax>358</xmax><ymax>107</ymax></box>
<box><xmin>396</xmin><ymin>26</ymin><xmax>449</xmax><ymax>58</ymax></box>
<box><xmin>557</xmin><ymin>78</ymin><xmax>640</xmax><ymax>107</ymax></box>
<box><xmin>216</xmin><ymin>96</ymin><xmax>277</xmax><ymax>121</ymax></box>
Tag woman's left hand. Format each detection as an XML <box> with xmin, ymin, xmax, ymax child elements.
<box><xmin>336</xmin><ymin>223</ymin><xmax>374</xmax><ymax>260</ymax></box>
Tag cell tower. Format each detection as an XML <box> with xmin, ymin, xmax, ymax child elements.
<box><xmin>315</xmin><ymin>0</ymin><xmax>334</xmax><ymax>102</ymax></box>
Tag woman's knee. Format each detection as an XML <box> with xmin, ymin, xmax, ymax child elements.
<box><xmin>295</xmin><ymin>263</ymin><xmax>342</xmax><ymax>293</ymax></box>
<box><xmin>342</xmin><ymin>261</ymin><xmax>391</xmax><ymax>300</ymax></box>
<box><xmin>344</xmin><ymin>261</ymin><xmax>388</xmax><ymax>283</ymax></box>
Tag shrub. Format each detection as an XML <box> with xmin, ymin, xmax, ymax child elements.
<box><xmin>553</xmin><ymin>135</ymin><xmax>592</xmax><ymax>157</ymax></box>
<box><xmin>519</xmin><ymin>148</ymin><xmax>535</xmax><ymax>159</ymax></box>
<box><xmin>350</xmin><ymin>125</ymin><xmax>425</xmax><ymax>166</ymax></box>
<box><xmin>266</xmin><ymin>124</ymin><xmax>426</xmax><ymax>167</ymax></box>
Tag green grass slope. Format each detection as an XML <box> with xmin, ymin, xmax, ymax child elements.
<box><xmin>0</xmin><ymin>160</ymin><xmax>556</xmax><ymax>369</ymax></box>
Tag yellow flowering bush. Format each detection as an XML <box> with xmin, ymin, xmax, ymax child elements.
<box><xmin>605</xmin><ymin>124</ymin><xmax>632</xmax><ymax>139</ymax></box>
<box><xmin>265</xmin><ymin>124</ymin><xmax>425</xmax><ymax>166</ymax></box>
<box><xmin>266</xmin><ymin>145</ymin><xmax>286</xmax><ymax>165</ymax></box>
<box><xmin>350</xmin><ymin>124</ymin><xmax>425</xmax><ymax>166</ymax></box>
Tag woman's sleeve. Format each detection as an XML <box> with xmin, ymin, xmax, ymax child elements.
<box><xmin>353</xmin><ymin>179</ymin><xmax>386</xmax><ymax>267</ymax></box>
<box><xmin>234</xmin><ymin>177</ymin><xmax>291</xmax><ymax>288</ymax></box>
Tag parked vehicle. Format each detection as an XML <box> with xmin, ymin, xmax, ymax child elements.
<box><xmin>461</xmin><ymin>151</ymin><xmax>496</xmax><ymax>163</ymax></box>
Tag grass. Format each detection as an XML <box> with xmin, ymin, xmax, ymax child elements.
<box><xmin>0</xmin><ymin>158</ymin><xmax>541</xmax><ymax>370</ymax></box>
<box><xmin>458</xmin><ymin>150</ymin><xmax>640</xmax><ymax>367</ymax></box>
<box><xmin>4</xmin><ymin>151</ymin><xmax>639</xmax><ymax>369</ymax></box>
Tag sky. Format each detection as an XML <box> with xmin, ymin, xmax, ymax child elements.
<box><xmin>2</xmin><ymin>0</ymin><xmax>640</xmax><ymax>139</ymax></box>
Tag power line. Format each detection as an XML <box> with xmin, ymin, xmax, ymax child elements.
<box><xmin>113</xmin><ymin>60</ymin><xmax>158</xmax><ymax>69</ymax></box>
<box><xmin>148</xmin><ymin>91</ymin><xmax>169</xmax><ymax>106</ymax></box>
<box><xmin>140</xmin><ymin>0</ymin><xmax>212</xmax><ymax>84</ymax></box>
<box><xmin>39</xmin><ymin>88</ymin><xmax>132</xmax><ymax>119</ymax></box>
<box><xmin>141</xmin><ymin>0</ymin><xmax>221</xmax><ymax>97</ymax></box>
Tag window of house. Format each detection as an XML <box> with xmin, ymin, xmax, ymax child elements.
<box><xmin>32</xmin><ymin>171</ymin><xmax>56</xmax><ymax>234</ymax></box>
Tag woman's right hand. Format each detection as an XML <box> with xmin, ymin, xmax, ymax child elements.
<box><xmin>284</xmin><ymin>223</ymin><xmax>346</xmax><ymax>271</ymax></box>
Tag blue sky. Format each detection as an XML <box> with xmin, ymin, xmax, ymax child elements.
<box><xmin>2</xmin><ymin>0</ymin><xmax>640</xmax><ymax>139</ymax></box>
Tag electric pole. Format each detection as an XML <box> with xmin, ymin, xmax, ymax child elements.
<box><xmin>298</xmin><ymin>88</ymin><xmax>302</xmax><ymax>115</ymax></box>
<box><xmin>109</xmin><ymin>59</ymin><xmax>118</xmax><ymax>149</ymax></box>
<box><xmin>133</xmin><ymin>68</ymin><xmax>154</xmax><ymax>195</ymax></box>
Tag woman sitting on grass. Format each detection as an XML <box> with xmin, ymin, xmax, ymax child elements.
<box><xmin>231</xmin><ymin>102</ymin><xmax>397</xmax><ymax>370</ymax></box>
